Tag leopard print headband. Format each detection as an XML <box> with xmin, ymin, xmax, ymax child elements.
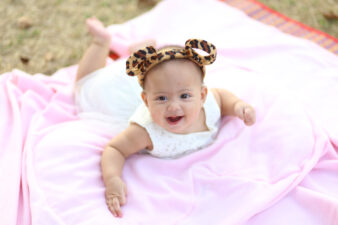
<box><xmin>126</xmin><ymin>39</ymin><xmax>217</xmax><ymax>87</ymax></box>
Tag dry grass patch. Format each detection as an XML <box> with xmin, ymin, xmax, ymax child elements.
<box><xmin>0</xmin><ymin>0</ymin><xmax>155</xmax><ymax>75</ymax></box>
<box><xmin>259</xmin><ymin>0</ymin><xmax>338</xmax><ymax>37</ymax></box>
<box><xmin>0</xmin><ymin>0</ymin><xmax>337</xmax><ymax>75</ymax></box>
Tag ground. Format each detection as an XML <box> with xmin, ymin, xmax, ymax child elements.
<box><xmin>0</xmin><ymin>0</ymin><xmax>337</xmax><ymax>75</ymax></box>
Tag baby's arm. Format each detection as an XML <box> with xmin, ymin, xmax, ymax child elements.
<box><xmin>211</xmin><ymin>88</ymin><xmax>256</xmax><ymax>126</ymax></box>
<box><xmin>101</xmin><ymin>123</ymin><xmax>152</xmax><ymax>217</ymax></box>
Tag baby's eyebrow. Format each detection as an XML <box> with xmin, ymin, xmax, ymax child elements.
<box><xmin>152</xmin><ymin>88</ymin><xmax>192</xmax><ymax>95</ymax></box>
<box><xmin>153</xmin><ymin>91</ymin><xmax>167</xmax><ymax>95</ymax></box>
<box><xmin>179</xmin><ymin>88</ymin><xmax>192</xmax><ymax>92</ymax></box>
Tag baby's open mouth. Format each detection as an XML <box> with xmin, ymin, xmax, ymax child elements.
<box><xmin>166</xmin><ymin>116</ymin><xmax>183</xmax><ymax>124</ymax></box>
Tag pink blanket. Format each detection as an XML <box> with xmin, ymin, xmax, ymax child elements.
<box><xmin>1</xmin><ymin>0</ymin><xmax>338</xmax><ymax>224</ymax></box>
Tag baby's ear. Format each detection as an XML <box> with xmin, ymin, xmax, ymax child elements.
<box><xmin>201</xmin><ymin>86</ymin><xmax>208</xmax><ymax>103</ymax></box>
<box><xmin>141</xmin><ymin>91</ymin><xmax>149</xmax><ymax>107</ymax></box>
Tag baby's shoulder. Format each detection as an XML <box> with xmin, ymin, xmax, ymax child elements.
<box><xmin>126</xmin><ymin>123</ymin><xmax>153</xmax><ymax>150</ymax></box>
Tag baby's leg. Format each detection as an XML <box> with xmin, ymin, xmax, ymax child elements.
<box><xmin>128</xmin><ymin>39</ymin><xmax>157</xmax><ymax>54</ymax></box>
<box><xmin>76</xmin><ymin>17</ymin><xmax>112</xmax><ymax>82</ymax></box>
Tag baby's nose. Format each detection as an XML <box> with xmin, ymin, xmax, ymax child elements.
<box><xmin>167</xmin><ymin>101</ymin><xmax>180</xmax><ymax>112</ymax></box>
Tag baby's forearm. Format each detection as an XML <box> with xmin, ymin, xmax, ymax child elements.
<box><xmin>101</xmin><ymin>146</ymin><xmax>125</xmax><ymax>185</ymax></box>
<box><xmin>212</xmin><ymin>88</ymin><xmax>243</xmax><ymax>117</ymax></box>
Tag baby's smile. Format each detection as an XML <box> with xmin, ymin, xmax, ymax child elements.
<box><xmin>166</xmin><ymin>116</ymin><xmax>184</xmax><ymax>125</ymax></box>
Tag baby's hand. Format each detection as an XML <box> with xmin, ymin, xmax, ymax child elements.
<box><xmin>105</xmin><ymin>176</ymin><xmax>128</xmax><ymax>217</ymax></box>
<box><xmin>234</xmin><ymin>101</ymin><xmax>256</xmax><ymax>126</ymax></box>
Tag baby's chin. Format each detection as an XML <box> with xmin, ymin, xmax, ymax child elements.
<box><xmin>164</xmin><ymin>127</ymin><xmax>189</xmax><ymax>134</ymax></box>
<box><xmin>160</xmin><ymin>122</ymin><xmax>191</xmax><ymax>135</ymax></box>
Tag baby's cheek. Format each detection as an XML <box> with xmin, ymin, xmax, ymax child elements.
<box><xmin>188</xmin><ymin>105</ymin><xmax>202</xmax><ymax>120</ymax></box>
<box><xmin>149</xmin><ymin>107</ymin><xmax>163</xmax><ymax>123</ymax></box>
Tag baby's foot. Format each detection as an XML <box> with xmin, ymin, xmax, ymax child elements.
<box><xmin>86</xmin><ymin>17</ymin><xmax>111</xmax><ymax>47</ymax></box>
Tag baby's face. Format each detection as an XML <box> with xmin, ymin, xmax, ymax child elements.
<box><xmin>141</xmin><ymin>60</ymin><xmax>207</xmax><ymax>134</ymax></box>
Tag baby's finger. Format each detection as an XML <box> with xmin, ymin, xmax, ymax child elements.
<box><xmin>120</xmin><ymin>184</ymin><xmax>128</xmax><ymax>206</ymax></box>
<box><xmin>244</xmin><ymin>108</ymin><xmax>256</xmax><ymax>125</ymax></box>
<box><xmin>113</xmin><ymin>197</ymin><xmax>122</xmax><ymax>217</ymax></box>
<box><xmin>124</xmin><ymin>184</ymin><xmax>128</xmax><ymax>197</ymax></box>
<box><xmin>107</xmin><ymin>198</ymin><xmax>117</xmax><ymax>217</ymax></box>
<box><xmin>119</xmin><ymin>195</ymin><xmax>125</xmax><ymax>206</ymax></box>
<box><xmin>235</xmin><ymin>106</ymin><xmax>245</xmax><ymax>120</ymax></box>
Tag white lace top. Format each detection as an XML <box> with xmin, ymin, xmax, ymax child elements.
<box><xmin>129</xmin><ymin>92</ymin><xmax>221</xmax><ymax>158</ymax></box>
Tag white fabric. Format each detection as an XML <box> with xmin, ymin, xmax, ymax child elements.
<box><xmin>75</xmin><ymin>59</ymin><xmax>143</xmax><ymax>133</ymax></box>
<box><xmin>129</xmin><ymin>92</ymin><xmax>221</xmax><ymax>158</ymax></box>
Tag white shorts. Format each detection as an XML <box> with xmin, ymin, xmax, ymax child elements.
<box><xmin>75</xmin><ymin>58</ymin><xmax>143</xmax><ymax>132</ymax></box>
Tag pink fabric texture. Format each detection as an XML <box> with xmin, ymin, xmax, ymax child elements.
<box><xmin>1</xmin><ymin>0</ymin><xmax>338</xmax><ymax>224</ymax></box>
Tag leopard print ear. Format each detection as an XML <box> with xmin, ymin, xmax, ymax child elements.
<box><xmin>184</xmin><ymin>39</ymin><xmax>217</xmax><ymax>66</ymax></box>
<box><xmin>126</xmin><ymin>39</ymin><xmax>217</xmax><ymax>87</ymax></box>
<box><xmin>126</xmin><ymin>46</ymin><xmax>158</xmax><ymax>77</ymax></box>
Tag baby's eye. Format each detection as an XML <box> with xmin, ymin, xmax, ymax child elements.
<box><xmin>181</xmin><ymin>93</ymin><xmax>191</xmax><ymax>99</ymax></box>
<box><xmin>157</xmin><ymin>96</ymin><xmax>167</xmax><ymax>101</ymax></box>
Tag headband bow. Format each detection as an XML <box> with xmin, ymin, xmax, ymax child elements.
<box><xmin>126</xmin><ymin>39</ymin><xmax>217</xmax><ymax>87</ymax></box>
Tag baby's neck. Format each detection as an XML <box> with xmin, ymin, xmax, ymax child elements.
<box><xmin>193</xmin><ymin>108</ymin><xmax>209</xmax><ymax>133</ymax></box>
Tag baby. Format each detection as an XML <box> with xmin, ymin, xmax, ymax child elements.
<box><xmin>75</xmin><ymin>17</ymin><xmax>256</xmax><ymax>217</ymax></box>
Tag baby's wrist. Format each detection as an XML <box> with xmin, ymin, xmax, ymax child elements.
<box><xmin>233</xmin><ymin>99</ymin><xmax>243</xmax><ymax>113</ymax></box>
<box><xmin>104</xmin><ymin>175</ymin><xmax>121</xmax><ymax>186</ymax></box>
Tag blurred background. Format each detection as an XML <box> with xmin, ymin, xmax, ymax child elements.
<box><xmin>0</xmin><ymin>0</ymin><xmax>337</xmax><ymax>75</ymax></box>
